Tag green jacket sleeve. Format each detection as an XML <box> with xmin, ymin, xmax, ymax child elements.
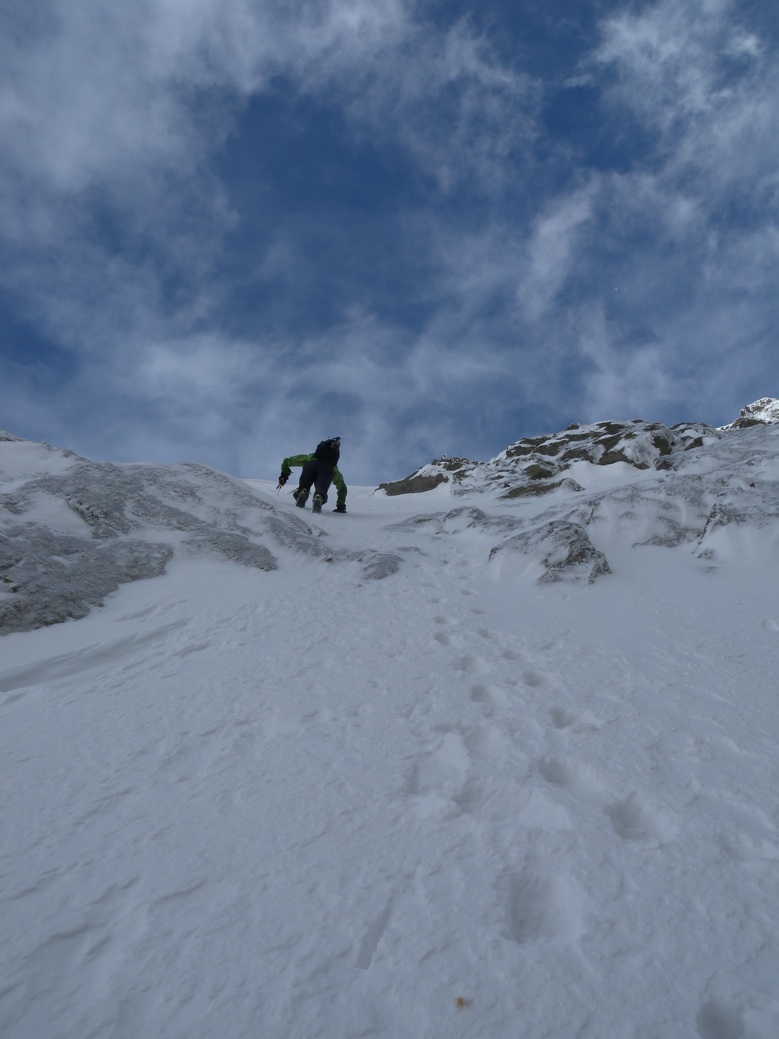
<box><xmin>332</xmin><ymin>466</ymin><xmax>347</xmax><ymax>507</ymax></box>
<box><xmin>280</xmin><ymin>453</ymin><xmax>313</xmax><ymax>478</ymax></box>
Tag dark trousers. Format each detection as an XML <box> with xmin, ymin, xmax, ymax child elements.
<box><xmin>299</xmin><ymin>459</ymin><xmax>334</xmax><ymax>502</ymax></box>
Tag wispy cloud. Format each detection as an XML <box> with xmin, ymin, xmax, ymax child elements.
<box><xmin>1</xmin><ymin>0</ymin><xmax>776</xmax><ymax>481</ymax></box>
<box><xmin>517</xmin><ymin>188</ymin><xmax>596</xmax><ymax>322</ymax></box>
<box><xmin>341</xmin><ymin>16</ymin><xmax>538</xmax><ymax>194</ymax></box>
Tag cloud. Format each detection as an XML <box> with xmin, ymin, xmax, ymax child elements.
<box><xmin>594</xmin><ymin>0</ymin><xmax>778</xmax><ymax>200</ymax></box>
<box><xmin>1</xmin><ymin>2</ymin><xmax>413</xmax><ymax>188</ymax></box>
<box><xmin>2</xmin><ymin>6</ymin><xmax>200</xmax><ymax>196</ymax></box>
<box><xmin>516</xmin><ymin>188</ymin><xmax>596</xmax><ymax>322</ymax></box>
<box><xmin>1</xmin><ymin>0</ymin><xmax>776</xmax><ymax>482</ymax></box>
<box><xmin>0</xmin><ymin>1</ymin><xmax>421</xmax><ymax>305</ymax></box>
<box><xmin>1</xmin><ymin>0</ymin><xmax>544</xmax><ymax>479</ymax></box>
<box><xmin>0</xmin><ymin>1</ymin><xmax>527</xmax><ymax>210</ymax></box>
<box><xmin>595</xmin><ymin>0</ymin><xmax>760</xmax><ymax>124</ymax></box>
<box><xmin>342</xmin><ymin>17</ymin><xmax>538</xmax><ymax>194</ymax></box>
<box><xmin>0</xmin><ymin>0</ymin><xmax>532</xmax><ymax>330</ymax></box>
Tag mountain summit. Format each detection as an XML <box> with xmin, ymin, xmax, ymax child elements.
<box><xmin>719</xmin><ymin>396</ymin><xmax>779</xmax><ymax>429</ymax></box>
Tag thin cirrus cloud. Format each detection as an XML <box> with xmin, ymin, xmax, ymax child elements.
<box><xmin>0</xmin><ymin>0</ymin><xmax>776</xmax><ymax>484</ymax></box>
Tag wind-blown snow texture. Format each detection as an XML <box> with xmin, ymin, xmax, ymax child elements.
<box><xmin>0</xmin><ymin>433</ymin><xmax>398</xmax><ymax>634</ymax></box>
<box><xmin>1</xmin><ymin>405</ymin><xmax>778</xmax><ymax>1038</ymax></box>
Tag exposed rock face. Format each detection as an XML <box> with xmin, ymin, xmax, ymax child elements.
<box><xmin>719</xmin><ymin>397</ymin><xmax>779</xmax><ymax>430</ymax></box>
<box><xmin>379</xmin><ymin>419</ymin><xmax>721</xmax><ymax>498</ymax></box>
<box><xmin>382</xmin><ymin>408</ymin><xmax>779</xmax><ymax>586</ymax></box>
<box><xmin>379</xmin><ymin>470</ymin><xmax>449</xmax><ymax>496</ymax></box>
<box><xmin>380</xmin><ymin>398</ymin><xmax>779</xmax><ymax>500</ymax></box>
<box><xmin>489</xmin><ymin>521</ymin><xmax>611</xmax><ymax>584</ymax></box>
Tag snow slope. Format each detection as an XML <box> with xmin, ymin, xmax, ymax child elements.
<box><xmin>1</xmin><ymin>419</ymin><xmax>779</xmax><ymax>1038</ymax></box>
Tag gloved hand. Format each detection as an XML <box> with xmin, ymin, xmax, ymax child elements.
<box><xmin>277</xmin><ymin>473</ymin><xmax>288</xmax><ymax>487</ymax></box>
<box><xmin>334</xmin><ymin>503</ymin><xmax>347</xmax><ymax>513</ymax></box>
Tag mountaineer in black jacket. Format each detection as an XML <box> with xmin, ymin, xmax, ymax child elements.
<box><xmin>277</xmin><ymin>437</ymin><xmax>347</xmax><ymax>514</ymax></box>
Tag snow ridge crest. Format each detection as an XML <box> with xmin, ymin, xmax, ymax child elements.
<box><xmin>381</xmin><ymin>398</ymin><xmax>778</xmax><ymax>500</ymax></box>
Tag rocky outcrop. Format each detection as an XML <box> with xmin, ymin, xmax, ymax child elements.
<box><xmin>383</xmin><ymin>414</ymin><xmax>779</xmax><ymax>586</ymax></box>
<box><xmin>719</xmin><ymin>397</ymin><xmax>779</xmax><ymax>430</ymax></box>
<box><xmin>380</xmin><ymin>398</ymin><xmax>779</xmax><ymax>500</ymax></box>
<box><xmin>379</xmin><ymin>419</ymin><xmax>721</xmax><ymax>499</ymax></box>
<box><xmin>489</xmin><ymin>521</ymin><xmax>611</xmax><ymax>584</ymax></box>
<box><xmin>379</xmin><ymin>469</ymin><xmax>449</xmax><ymax>496</ymax></box>
<box><xmin>388</xmin><ymin>506</ymin><xmax>611</xmax><ymax>585</ymax></box>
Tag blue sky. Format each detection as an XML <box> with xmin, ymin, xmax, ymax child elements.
<box><xmin>1</xmin><ymin>0</ymin><xmax>777</xmax><ymax>484</ymax></box>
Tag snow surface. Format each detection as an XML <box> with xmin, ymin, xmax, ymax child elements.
<box><xmin>2</xmin><ymin>428</ymin><xmax>779</xmax><ymax>1038</ymax></box>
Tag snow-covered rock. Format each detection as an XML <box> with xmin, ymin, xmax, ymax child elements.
<box><xmin>382</xmin><ymin>397</ymin><xmax>778</xmax><ymax>500</ymax></box>
<box><xmin>719</xmin><ymin>396</ymin><xmax>779</xmax><ymax>429</ymax></box>
<box><xmin>380</xmin><ymin>418</ymin><xmax>722</xmax><ymax>499</ymax></box>
<box><xmin>379</xmin><ymin>409</ymin><xmax>779</xmax><ymax>585</ymax></box>
<box><xmin>0</xmin><ymin>437</ymin><xmax>393</xmax><ymax>634</ymax></box>
<box><xmin>489</xmin><ymin>520</ymin><xmax>611</xmax><ymax>584</ymax></box>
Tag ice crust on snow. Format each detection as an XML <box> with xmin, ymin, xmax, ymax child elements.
<box><xmin>1</xmin><ymin>409</ymin><xmax>779</xmax><ymax>1038</ymax></box>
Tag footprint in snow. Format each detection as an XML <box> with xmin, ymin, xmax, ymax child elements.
<box><xmin>403</xmin><ymin>729</ymin><xmax>471</xmax><ymax>800</ymax></box>
<box><xmin>550</xmin><ymin>706</ymin><xmax>579</xmax><ymax>729</ymax></box>
<box><xmin>435</xmin><ymin>729</ymin><xmax>472</xmax><ymax>778</ymax></box>
<box><xmin>470</xmin><ymin>683</ymin><xmax>510</xmax><ymax>709</ymax></box>
<box><xmin>696</xmin><ymin>999</ymin><xmax>746</xmax><ymax>1039</ymax></box>
<box><xmin>456</xmin><ymin>654</ymin><xmax>491</xmax><ymax>676</ymax></box>
<box><xmin>499</xmin><ymin>870</ymin><xmax>585</xmax><ymax>945</ymax></box>
<box><xmin>501</xmin><ymin>646</ymin><xmax>523</xmax><ymax>662</ymax></box>
<box><xmin>720</xmin><ymin>828</ymin><xmax>779</xmax><ymax>862</ymax></box>
<box><xmin>549</xmin><ymin>706</ymin><xmax>600</xmax><ymax>732</ymax></box>
<box><xmin>716</xmin><ymin>799</ymin><xmax>779</xmax><ymax>861</ymax></box>
<box><xmin>537</xmin><ymin>755</ymin><xmax>604</xmax><ymax>795</ymax></box>
<box><xmin>606</xmin><ymin>792</ymin><xmax>678</xmax><ymax>843</ymax></box>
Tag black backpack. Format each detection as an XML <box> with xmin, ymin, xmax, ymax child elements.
<box><xmin>314</xmin><ymin>438</ymin><xmax>340</xmax><ymax>465</ymax></box>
